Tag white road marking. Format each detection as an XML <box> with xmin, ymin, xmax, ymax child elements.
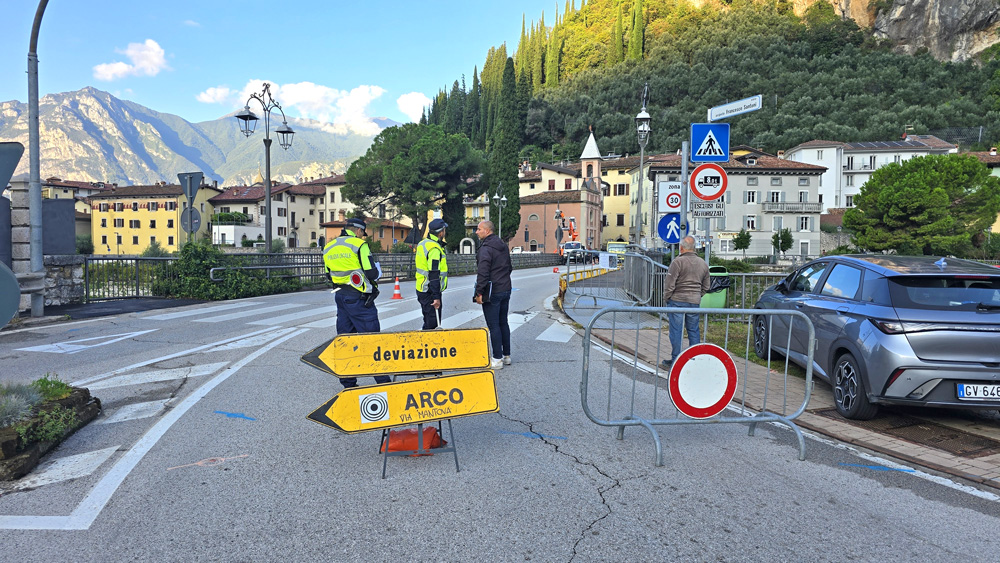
<box><xmin>537</xmin><ymin>321</ymin><xmax>576</xmax><ymax>343</ymax></box>
<box><xmin>0</xmin><ymin>318</ymin><xmax>102</xmax><ymax>336</ymax></box>
<box><xmin>143</xmin><ymin>301</ymin><xmax>262</xmax><ymax>320</ymax></box>
<box><xmin>380</xmin><ymin>309</ymin><xmax>425</xmax><ymax>329</ymax></box>
<box><xmin>508</xmin><ymin>312</ymin><xmax>538</xmax><ymax>333</ymax></box>
<box><xmin>87</xmin><ymin>362</ymin><xmax>228</xmax><ymax>390</ymax></box>
<box><xmin>0</xmin><ymin>328</ymin><xmax>308</xmax><ymax>530</ymax></box>
<box><xmin>440</xmin><ymin>309</ymin><xmax>483</xmax><ymax>329</ymax></box>
<box><xmin>302</xmin><ymin>317</ymin><xmax>339</xmax><ymax>329</ymax></box>
<box><xmin>248</xmin><ymin>305</ymin><xmax>339</xmax><ymax>326</ymax></box>
<box><xmin>99</xmin><ymin>400</ymin><xmax>171</xmax><ymax>424</ymax></box>
<box><xmin>3</xmin><ymin>446</ymin><xmax>120</xmax><ymax>492</ymax></box>
<box><xmin>193</xmin><ymin>303</ymin><xmax>306</xmax><ymax>323</ymax></box>
<box><xmin>70</xmin><ymin>326</ymin><xmax>283</xmax><ymax>387</ymax></box>
<box><xmin>16</xmin><ymin>329</ymin><xmax>158</xmax><ymax>354</ymax></box>
<box><xmin>208</xmin><ymin>327</ymin><xmax>300</xmax><ymax>350</ymax></box>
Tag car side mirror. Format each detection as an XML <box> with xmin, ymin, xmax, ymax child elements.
<box><xmin>776</xmin><ymin>280</ymin><xmax>788</xmax><ymax>293</ymax></box>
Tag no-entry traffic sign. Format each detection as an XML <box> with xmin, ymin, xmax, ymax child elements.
<box><xmin>668</xmin><ymin>343</ymin><xmax>738</xmax><ymax>419</ymax></box>
<box><xmin>690</xmin><ymin>163</ymin><xmax>728</xmax><ymax>201</ymax></box>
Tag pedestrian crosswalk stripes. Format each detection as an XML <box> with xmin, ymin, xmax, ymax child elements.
<box><xmin>248</xmin><ymin>305</ymin><xmax>339</xmax><ymax>326</ymax></box>
<box><xmin>144</xmin><ymin>301</ymin><xmax>263</xmax><ymax>320</ymax></box>
<box><xmin>193</xmin><ymin>303</ymin><xmax>307</xmax><ymax>323</ymax></box>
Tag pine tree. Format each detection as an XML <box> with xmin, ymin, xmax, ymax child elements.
<box><xmin>610</xmin><ymin>6</ymin><xmax>624</xmax><ymax>66</ymax></box>
<box><xmin>464</xmin><ymin>67</ymin><xmax>481</xmax><ymax>144</ymax></box>
<box><xmin>489</xmin><ymin>57</ymin><xmax>522</xmax><ymax>242</ymax></box>
<box><xmin>628</xmin><ymin>0</ymin><xmax>645</xmax><ymax>61</ymax></box>
<box><xmin>445</xmin><ymin>80</ymin><xmax>464</xmax><ymax>134</ymax></box>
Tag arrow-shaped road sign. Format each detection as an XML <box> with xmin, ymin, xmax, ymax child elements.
<box><xmin>307</xmin><ymin>371</ymin><xmax>499</xmax><ymax>433</ymax></box>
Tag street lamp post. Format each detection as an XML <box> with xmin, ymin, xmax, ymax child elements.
<box><xmin>635</xmin><ymin>83</ymin><xmax>651</xmax><ymax>249</ymax></box>
<box><xmin>235</xmin><ymin>83</ymin><xmax>295</xmax><ymax>254</ymax></box>
<box><xmin>492</xmin><ymin>182</ymin><xmax>507</xmax><ymax>242</ymax></box>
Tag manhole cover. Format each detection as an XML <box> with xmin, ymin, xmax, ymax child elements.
<box><xmin>814</xmin><ymin>409</ymin><xmax>1000</xmax><ymax>459</ymax></box>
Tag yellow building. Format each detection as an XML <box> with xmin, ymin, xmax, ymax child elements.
<box><xmin>88</xmin><ymin>182</ymin><xmax>220</xmax><ymax>255</ymax></box>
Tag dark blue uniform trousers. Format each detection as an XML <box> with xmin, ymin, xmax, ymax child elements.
<box><xmin>335</xmin><ymin>290</ymin><xmax>391</xmax><ymax>388</ymax></box>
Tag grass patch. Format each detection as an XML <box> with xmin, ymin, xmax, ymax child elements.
<box><xmin>700</xmin><ymin>315</ymin><xmax>808</xmax><ymax>379</ymax></box>
<box><xmin>30</xmin><ymin>373</ymin><xmax>73</xmax><ymax>401</ymax></box>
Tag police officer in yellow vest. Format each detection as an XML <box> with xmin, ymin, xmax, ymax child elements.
<box><xmin>323</xmin><ymin>216</ymin><xmax>390</xmax><ymax>388</ymax></box>
<box><xmin>415</xmin><ymin>218</ymin><xmax>449</xmax><ymax>330</ymax></box>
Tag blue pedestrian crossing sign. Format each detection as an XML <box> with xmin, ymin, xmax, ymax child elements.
<box><xmin>690</xmin><ymin>123</ymin><xmax>730</xmax><ymax>162</ymax></box>
<box><xmin>658</xmin><ymin>213</ymin><xmax>684</xmax><ymax>244</ymax></box>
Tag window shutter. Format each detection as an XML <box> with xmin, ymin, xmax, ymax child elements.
<box><xmin>725</xmin><ymin>191</ymin><xmax>731</xmax><ymax>204</ymax></box>
<box><xmin>756</xmin><ymin>191</ymin><xmax>761</xmax><ymax>203</ymax></box>
<box><xmin>626</xmin><ymin>184</ymin><xmax>630</xmax><ymax>196</ymax></box>
<box><xmin>743</xmin><ymin>215</ymin><xmax>748</xmax><ymax>229</ymax></box>
<box><xmin>810</xmin><ymin>217</ymin><xmax>815</xmax><ymax>231</ymax></box>
<box><xmin>780</xmin><ymin>191</ymin><xmax>786</xmax><ymax>202</ymax></box>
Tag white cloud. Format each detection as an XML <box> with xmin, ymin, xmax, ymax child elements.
<box><xmin>196</xmin><ymin>86</ymin><xmax>234</xmax><ymax>104</ymax></box>
<box><xmin>183</xmin><ymin>20</ymin><xmax>201</xmax><ymax>27</ymax></box>
<box><xmin>397</xmin><ymin>92</ymin><xmax>431</xmax><ymax>123</ymax></box>
<box><xmin>200</xmin><ymin>79</ymin><xmax>387</xmax><ymax>135</ymax></box>
<box><xmin>92</xmin><ymin>39</ymin><xmax>170</xmax><ymax>81</ymax></box>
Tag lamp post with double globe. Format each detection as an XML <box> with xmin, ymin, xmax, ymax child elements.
<box><xmin>235</xmin><ymin>83</ymin><xmax>295</xmax><ymax>254</ymax></box>
<box><xmin>635</xmin><ymin>83</ymin><xmax>651</xmax><ymax>248</ymax></box>
<box><xmin>492</xmin><ymin>183</ymin><xmax>508</xmax><ymax>242</ymax></box>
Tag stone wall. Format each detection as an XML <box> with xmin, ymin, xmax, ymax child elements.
<box><xmin>42</xmin><ymin>255</ymin><xmax>85</xmax><ymax>307</ymax></box>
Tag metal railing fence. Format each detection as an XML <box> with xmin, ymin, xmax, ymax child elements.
<box><xmin>581</xmin><ymin>306</ymin><xmax>815</xmax><ymax>466</ymax></box>
<box><xmin>84</xmin><ymin>256</ymin><xmax>179</xmax><ymax>302</ymax></box>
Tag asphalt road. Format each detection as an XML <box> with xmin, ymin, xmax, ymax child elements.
<box><xmin>1</xmin><ymin>266</ymin><xmax>999</xmax><ymax>561</ymax></box>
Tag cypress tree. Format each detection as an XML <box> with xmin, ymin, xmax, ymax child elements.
<box><xmin>610</xmin><ymin>6</ymin><xmax>624</xmax><ymax>66</ymax></box>
<box><xmin>545</xmin><ymin>30</ymin><xmax>561</xmax><ymax>88</ymax></box>
<box><xmin>628</xmin><ymin>0</ymin><xmax>645</xmax><ymax>61</ymax></box>
<box><xmin>532</xmin><ymin>22</ymin><xmax>546</xmax><ymax>90</ymax></box>
<box><xmin>489</xmin><ymin>57</ymin><xmax>522</xmax><ymax>242</ymax></box>
<box><xmin>445</xmin><ymin>80</ymin><xmax>464</xmax><ymax>134</ymax></box>
<box><xmin>464</xmin><ymin>67</ymin><xmax>481</xmax><ymax>144</ymax></box>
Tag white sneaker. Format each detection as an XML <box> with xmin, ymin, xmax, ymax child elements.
<box><xmin>490</xmin><ymin>358</ymin><xmax>504</xmax><ymax>370</ymax></box>
<box><xmin>503</xmin><ymin>356</ymin><xmax>511</xmax><ymax>365</ymax></box>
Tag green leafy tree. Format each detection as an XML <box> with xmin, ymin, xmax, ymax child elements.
<box><xmin>343</xmin><ymin>123</ymin><xmax>485</xmax><ymax>238</ymax></box>
<box><xmin>75</xmin><ymin>235</ymin><xmax>94</xmax><ymax>255</ymax></box>
<box><xmin>843</xmin><ymin>154</ymin><xmax>1000</xmax><ymax>256</ymax></box>
<box><xmin>488</xmin><ymin>58</ymin><xmax>523</xmax><ymax>243</ymax></box>
<box><xmin>733</xmin><ymin>228</ymin><xmax>751</xmax><ymax>258</ymax></box>
<box><xmin>772</xmin><ymin>227</ymin><xmax>793</xmax><ymax>257</ymax></box>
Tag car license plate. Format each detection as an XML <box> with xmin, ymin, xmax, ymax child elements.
<box><xmin>957</xmin><ymin>383</ymin><xmax>1000</xmax><ymax>400</ymax></box>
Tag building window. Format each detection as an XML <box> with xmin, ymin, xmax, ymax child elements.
<box><xmin>799</xmin><ymin>191</ymin><xmax>809</xmax><ymax>203</ymax></box>
<box><xmin>200</xmin><ymin>203</ymin><xmax>205</xmax><ymax>212</ymax></box>
<box><xmin>150</xmin><ymin>220</ymin><xmax>156</xmax><ymax>228</ymax></box>
<box><xmin>379</xmin><ymin>226</ymin><xmax>385</xmax><ymax>238</ymax></box>
<box><xmin>132</xmin><ymin>236</ymin><xmax>139</xmax><ymax>245</ymax></box>
<box><xmin>529</xmin><ymin>183</ymin><xmax>535</xmax><ymax>190</ymax></box>
<box><xmin>846</xmin><ymin>175</ymin><xmax>854</xmax><ymax>187</ymax></box>
<box><xmin>114</xmin><ymin>218</ymin><xmax>124</xmax><ymax>228</ymax></box>
<box><xmin>770</xmin><ymin>177</ymin><xmax>782</xmax><ymax>186</ymax></box>
<box><xmin>290</xmin><ymin>196</ymin><xmax>296</xmax><ymax>203</ymax></box>
<box><xmin>278</xmin><ymin>227</ymin><xmax>287</xmax><ymax>236</ymax></box>
<box><xmin>564</xmin><ymin>178</ymin><xmax>572</xmax><ymax>190</ymax></box>
<box><xmin>769</xmin><ymin>191</ymin><xmax>782</xmax><ymax>203</ymax></box>
<box><xmin>309</xmin><ymin>209</ymin><xmax>314</xmax><ymax>216</ymax></box>
<box><xmin>745</xmin><ymin>191</ymin><xmax>757</xmax><ymax>204</ymax></box>
<box><xmin>798</xmin><ymin>178</ymin><xmax>809</xmax><ymax>186</ymax></box>
<box><xmin>116</xmin><ymin>234</ymin><xmax>122</xmax><ymax>244</ymax></box>
<box><xmin>274</xmin><ymin>194</ymin><xmax>283</xmax><ymax>201</ymax></box>
<box><xmin>147</xmin><ymin>202</ymin><xmax>158</xmax><ymax>211</ymax></box>
<box><xmin>602</xmin><ymin>214</ymin><xmax>608</xmax><ymax>227</ymax></box>
<box><xmin>817</xmin><ymin>150</ymin><xmax>823</xmax><ymax>159</ymax></box>
<box><xmin>720</xmin><ymin>239</ymin><xmax>732</xmax><ymax>252</ymax></box>
<box><xmin>548</xmin><ymin>180</ymin><xmax>555</xmax><ymax>191</ymax></box>
<box><xmin>129</xmin><ymin>219</ymin><xmax>140</xmax><ymax>228</ymax></box>
<box><xmin>747</xmin><ymin>177</ymin><xmax>758</xmax><ymax>186</ymax></box>
<box><xmin>846</xmin><ymin>195</ymin><xmax>854</xmax><ymax>207</ymax></box>
<box><xmin>99</xmin><ymin>203</ymin><xmax>109</xmax><ymax>212</ymax></box>
<box><xmin>101</xmin><ymin>218</ymin><xmax>107</xmax><ymax>227</ymax></box>
<box><xmin>745</xmin><ymin>215</ymin><xmax>757</xmax><ymax>230</ymax></box>
<box><xmin>115</xmin><ymin>203</ymin><xmax>124</xmax><ymax>212</ymax></box>
<box><xmin>167</xmin><ymin>219</ymin><xmax>174</xmax><ymax>228</ymax></box>
<box><xmin>615</xmin><ymin>184</ymin><xmax>629</xmax><ymax>196</ymax></box>
<box><xmin>528</xmin><ymin>214</ymin><xmax>539</xmax><ymax>221</ymax></box>
<box><xmin>616</xmin><ymin>214</ymin><xmax>625</xmax><ymax>227</ymax></box>
<box><xmin>773</xmin><ymin>217</ymin><xmax>783</xmax><ymax>232</ymax></box>
<box><xmin>799</xmin><ymin>216</ymin><xmax>810</xmax><ymax>231</ymax></box>
<box><xmin>330</xmin><ymin>191</ymin><xmax>336</xmax><ymax>202</ymax></box>
<box><xmin>168</xmin><ymin>236</ymin><xmax>174</xmax><ymax>246</ymax></box>
<box><xmin>602</xmin><ymin>170</ymin><xmax>608</xmax><ymax>176</ymax></box>
<box><xmin>150</xmin><ymin>236</ymin><xmax>156</xmax><ymax>244</ymax></box>
<box><xmin>166</xmin><ymin>201</ymin><xmax>177</xmax><ymax>211</ymax></box>
<box><xmin>130</xmin><ymin>202</ymin><xmax>138</xmax><ymax>211</ymax></box>
<box><xmin>378</xmin><ymin>204</ymin><xmax>386</xmax><ymax>218</ymax></box>
<box><xmin>101</xmin><ymin>235</ymin><xmax>107</xmax><ymax>245</ymax></box>
<box><xmin>602</xmin><ymin>184</ymin><xmax>610</xmax><ymax>196</ymax></box>
<box><xmin>894</xmin><ymin>155</ymin><xmax>901</xmax><ymax>164</ymax></box>
<box><xmin>277</xmin><ymin>208</ymin><xmax>287</xmax><ymax>217</ymax></box>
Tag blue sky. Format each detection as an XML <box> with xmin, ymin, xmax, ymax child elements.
<box><xmin>0</xmin><ymin>1</ymin><xmax>554</xmax><ymax>133</ymax></box>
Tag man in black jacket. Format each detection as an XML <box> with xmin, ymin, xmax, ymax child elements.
<box><xmin>474</xmin><ymin>220</ymin><xmax>513</xmax><ymax>370</ymax></box>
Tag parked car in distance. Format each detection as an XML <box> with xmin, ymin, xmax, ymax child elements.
<box><xmin>511</xmin><ymin>246</ymin><xmax>523</xmax><ymax>254</ymax></box>
<box><xmin>753</xmin><ymin>255</ymin><xmax>1000</xmax><ymax>420</ymax></box>
<box><xmin>562</xmin><ymin>241</ymin><xmax>585</xmax><ymax>264</ymax></box>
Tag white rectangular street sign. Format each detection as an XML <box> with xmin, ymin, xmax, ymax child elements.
<box><xmin>691</xmin><ymin>200</ymin><xmax>725</xmax><ymax>218</ymax></box>
<box><xmin>660</xmin><ymin>181</ymin><xmax>683</xmax><ymax>212</ymax></box>
<box><xmin>708</xmin><ymin>95</ymin><xmax>763</xmax><ymax>122</ymax></box>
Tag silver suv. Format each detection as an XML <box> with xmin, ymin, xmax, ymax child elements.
<box><xmin>753</xmin><ymin>255</ymin><xmax>1000</xmax><ymax>420</ymax></box>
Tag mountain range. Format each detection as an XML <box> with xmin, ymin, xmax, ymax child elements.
<box><xmin>0</xmin><ymin>87</ymin><xmax>400</xmax><ymax>187</ymax></box>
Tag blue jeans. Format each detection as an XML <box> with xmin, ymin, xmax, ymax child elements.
<box><xmin>668</xmin><ymin>300</ymin><xmax>701</xmax><ymax>362</ymax></box>
<box><xmin>482</xmin><ymin>290</ymin><xmax>511</xmax><ymax>359</ymax></box>
<box><xmin>335</xmin><ymin>290</ymin><xmax>390</xmax><ymax>388</ymax></box>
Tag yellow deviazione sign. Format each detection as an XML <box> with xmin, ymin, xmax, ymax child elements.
<box><xmin>301</xmin><ymin>328</ymin><xmax>490</xmax><ymax>377</ymax></box>
<box><xmin>307</xmin><ymin>371</ymin><xmax>498</xmax><ymax>433</ymax></box>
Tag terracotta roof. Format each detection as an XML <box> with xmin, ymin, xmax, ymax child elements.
<box><xmin>967</xmin><ymin>151</ymin><xmax>1000</xmax><ymax>166</ymax></box>
<box><xmin>520</xmin><ymin>190</ymin><xmax>587</xmax><ymax>204</ymax></box>
<box><xmin>519</xmin><ymin>170</ymin><xmax>542</xmax><ymax>181</ymax></box>
<box><xmin>75</xmin><ymin>211</ymin><xmax>91</xmax><ymax>220</ymax></box>
<box><xmin>43</xmin><ymin>178</ymin><xmax>116</xmax><ymax>191</ymax></box>
<box><xmin>906</xmin><ymin>134</ymin><xmax>956</xmax><ymax>150</ymax></box>
<box><xmin>287</xmin><ymin>184</ymin><xmax>326</xmax><ymax>196</ymax></box>
<box><xmin>209</xmin><ymin>183</ymin><xmax>291</xmax><ymax>203</ymax></box>
<box><xmin>300</xmin><ymin>174</ymin><xmax>346</xmax><ymax>185</ymax></box>
<box><xmin>538</xmin><ymin>162</ymin><xmax>581</xmax><ymax>176</ymax></box>
<box><xmin>786</xmin><ymin>140</ymin><xmax>846</xmax><ymax>152</ymax></box>
<box><xmin>320</xmin><ymin>219</ymin><xmax>410</xmax><ymax>229</ymax></box>
<box><xmin>88</xmin><ymin>184</ymin><xmax>185</xmax><ymax>198</ymax></box>
<box><xmin>649</xmin><ymin>155</ymin><xmax>825</xmax><ymax>172</ymax></box>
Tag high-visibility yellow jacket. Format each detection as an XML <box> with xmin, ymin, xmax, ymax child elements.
<box><xmin>415</xmin><ymin>233</ymin><xmax>448</xmax><ymax>298</ymax></box>
<box><xmin>323</xmin><ymin>229</ymin><xmax>377</xmax><ymax>294</ymax></box>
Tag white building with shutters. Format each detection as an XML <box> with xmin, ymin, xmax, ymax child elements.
<box><xmin>647</xmin><ymin>148</ymin><xmax>827</xmax><ymax>259</ymax></box>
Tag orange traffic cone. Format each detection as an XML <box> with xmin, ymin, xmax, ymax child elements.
<box><xmin>553</xmin><ymin>267</ymin><xmax>559</xmax><ymax>273</ymax></box>
<box><xmin>391</xmin><ymin>277</ymin><xmax>403</xmax><ymax>299</ymax></box>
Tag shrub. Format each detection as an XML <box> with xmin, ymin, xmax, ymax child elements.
<box><xmin>76</xmin><ymin>235</ymin><xmax>94</xmax><ymax>255</ymax></box>
<box><xmin>0</xmin><ymin>382</ymin><xmax>43</xmax><ymax>406</ymax></box>
<box><xmin>391</xmin><ymin>241</ymin><xmax>414</xmax><ymax>253</ymax></box>
<box><xmin>141</xmin><ymin>240</ymin><xmax>171</xmax><ymax>257</ymax></box>
<box><xmin>30</xmin><ymin>373</ymin><xmax>73</xmax><ymax>401</ymax></box>
<box><xmin>0</xmin><ymin>395</ymin><xmax>33</xmax><ymax>428</ymax></box>
<box><xmin>153</xmin><ymin>241</ymin><xmax>301</xmax><ymax>300</ymax></box>
<box><xmin>15</xmin><ymin>406</ymin><xmax>77</xmax><ymax>444</ymax></box>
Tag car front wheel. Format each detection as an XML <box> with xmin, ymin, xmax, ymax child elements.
<box><xmin>752</xmin><ymin>314</ymin><xmax>771</xmax><ymax>359</ymax></box>
<box><xmin>832</xmin><ymin>352</ymin><xmax>878</xmax><ymax>420</ymax></box>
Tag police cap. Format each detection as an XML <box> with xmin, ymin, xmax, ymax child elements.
<box><xmin>345</xmin><ymin>217</ymin><xmax>367</xmax><ymax>232</ymax></box>
<box><xmin>428</xmin><ymin>219</ymin><xmax>448</xmax><ymax>233</ymax></box>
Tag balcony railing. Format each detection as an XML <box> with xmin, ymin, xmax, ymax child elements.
<box><xmin>761</xmin><ymin>202</ymin><xmax>823</xmax><ymax>213</ymax></box>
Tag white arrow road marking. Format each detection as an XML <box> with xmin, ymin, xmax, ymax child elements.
<box><xmin>440</xmin><ymin>309</ymin><xmax>483</xmax><ymax>329</ymax></box>
<box><xmin>99</xmin><ymin>400</ymin><xmax>171</xmax><ymax>424</ymax></box>
<box><xmin>143</xmin><ymin>301</ymin><xmax>262</xmax><ymax>320</ymax></box>
<box><xmin>3</xmin><ymin>446</ymin><xmax>120</xmax><ymax>492</ymax></box>
<box><xmin>0</xmin><ymin>328</ymin><xmax>307</xmax><ymax>530</ymax></box>
<box><xmin>16</xmin><ymin>329</ymin><xmax>158</xmax><ymax>354</ymax></box>
<box><xmin>208</xmin><ymin>327</ymin><xmax>300</xmax><ymax>351</ymax></box>
<box><xmin>537</xmin><ymin>321</ymin><xmax>576</xmax><ymax>343</ymax></box>
<box><xmin>194</xmin><ymin>303</ymin><xmax>306</xmax><ymax>323</ymax></box>
<box><xmin>87</xmin><ymin>362</ymin><xmax>229</xmax><ymax>390</ymax></box>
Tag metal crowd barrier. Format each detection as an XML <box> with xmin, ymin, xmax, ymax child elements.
<box><xmin>581</xmin><ymin>306</ymin><xmax>815</xmax><ymax>466</ymax></box>
<box><xmin>560</xmin><ymin>250</ymin><xmax>659</xmax><ymax>307</ymax></box>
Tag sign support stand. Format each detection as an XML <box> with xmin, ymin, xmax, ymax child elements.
<box><xmin>378</xmin><ymin>372</ymin><xmax>461</xmax><ymax>479</ymax></box>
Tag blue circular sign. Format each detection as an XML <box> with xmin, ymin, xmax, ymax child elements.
<box><xmin>658</xmin><ymin>214</ymin><xmax>685</xmax><ymax>244</ymax></box>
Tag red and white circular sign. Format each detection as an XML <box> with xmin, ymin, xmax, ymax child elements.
<box><xmin>690</xmin><ymin>163</ymin><xmax>728</xmax><ymax>201</ymax></box>
<box><xmin>668</xmin><ymin>343</ymin><xmax>738</xmax><ymax>419</ymax></box>
<box><xmin>665</xmin><ymin>192</ymin><xmax>682</xmax><ymax>210</ymax></box>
